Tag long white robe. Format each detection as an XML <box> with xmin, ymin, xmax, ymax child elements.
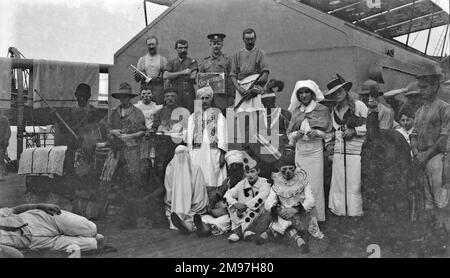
<box><xmin>288</xmin><ymin>100</ymin><xmax>327</xmax><ymax>221</ymax></box>
<box><xmin>328</xmin><ymin>100</ymin><xmax>367</xmax><ymax>217</ymax></box>
<box><xmin>187</xmin><ymin>108</ymin><xmax>227</xmax><ymax>188</ymax></box>
<box><xmin>295</xmin><ymin>139</ymin><xmax>325</xmax><ymax>221</ymax></box>
<box><xmin>164</xmin><ymin>148</ymin><xmax>209</xmax><ymax>231</ymax></box>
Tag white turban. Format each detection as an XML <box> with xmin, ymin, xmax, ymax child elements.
<box><xmin>196</xmin><ymin>86</ymin><xmax>214</xmax><ymax>98</ymax></box>
<box><xmin>288</xmin><ymin>80</ymin><xmax>324</xmax><ymax>113</ymax></box>
<box><xmin>225</xmin><ymin>150</ymin><xmax>244</xmax><ymax>165</ymax></box>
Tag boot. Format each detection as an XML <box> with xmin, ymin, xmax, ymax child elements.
<box><xmin>193</xmin><ymin>214</ymin><xmax>210</xmax><ymax>237</ymax></box>
<box><xmin>288</xmin><ymin>227</ymin><xmax>309</xmax><ymax>254</ymax></box>
<box><xmin>243</xmin><ymin>231</ymin><xmax>256</xmax><ymax>241</ymax></box>
<box><xmin>228</xmin><ymin>227</ymin><xmax>243</xmax><ymax>243</ymax></box>
<box><xmin>256</xmin><ymin>230</ymin><xmax>272</xmax><ymax>245</ymax></box>
<box><xmin>308</xmin><ymin>217</ymin><xmax>325</xmax><ymax>239</ymax></box>
<box><xmin>170</xmin><ymin>213</ymin><xmax>190</xmax><ymax>235</ymax></box>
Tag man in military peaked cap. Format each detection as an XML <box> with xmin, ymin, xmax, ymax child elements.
<box><xmin>199</xmin><ymin>33</ymin><xmax>233</xmax><ymax>114</ymax></box>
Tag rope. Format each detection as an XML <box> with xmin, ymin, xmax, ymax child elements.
<box><xmin>432</xmin><ymin>27</ymin><xmax>446</xmax><ymax>56</ymax></box>
<box><xmin>411</xmin><ymin>31</ymin><xmax>420</xmax><ymax>46</ymax></box>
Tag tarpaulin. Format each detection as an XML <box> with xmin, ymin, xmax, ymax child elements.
<box><xmin>32</xmin><ymin>59</ymin><xmax>99</xmax><ymax>108</ymax></box>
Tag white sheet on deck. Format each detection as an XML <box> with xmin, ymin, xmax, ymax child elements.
<box><xmin>18</xmin><ymin>146</ymin><xmax>67</xmax><ymax>177</ymax></box>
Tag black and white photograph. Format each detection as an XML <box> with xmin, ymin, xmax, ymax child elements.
<box><xmin>0</xmin><ymin>0</ymin><xmax>450</xmax><ymax>262</ymax></box>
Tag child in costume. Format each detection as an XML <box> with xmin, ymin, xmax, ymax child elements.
<box><xmin>224</xmin><ymin>153</ymin><xmax>271</xmax><ymax>242</ymax></box>
<box><xmin>256</xmin><ymin>152</ymin><xmax>315</xmax><ymax>253</ymax></box>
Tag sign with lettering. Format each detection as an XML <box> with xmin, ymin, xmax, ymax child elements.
<box><xmin>197</xmin><ymin>72</ymin><xmax>225</xmax><ymax>95</ymax></box>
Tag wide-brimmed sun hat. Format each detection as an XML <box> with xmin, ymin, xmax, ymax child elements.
<box><xmin>111</xmin><ymin>82</ymin><xmax>139</xmax><ymax>99</ymax></box>
<box><xmin>323</xmin><ymin>74</ymin><xmax>353</xmax><ymax>99</ymax></box>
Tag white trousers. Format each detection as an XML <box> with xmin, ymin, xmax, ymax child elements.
<box><xmin>21</xmin><ymin>210</ymin><xmax>98</xmax><ymax>251</ymax></box>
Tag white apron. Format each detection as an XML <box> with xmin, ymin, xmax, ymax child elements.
<box><xmin>234</xmin><ymin>74</ymin><xmax>265</xmax><ymax>145</ymax></box>
<box><xmin>296</xmin><ymin>139</ymin><xmax>325</xmax><ymax>221</ymax></box>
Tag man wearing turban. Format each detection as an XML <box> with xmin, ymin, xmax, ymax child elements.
<box><xmin>186</xmin><ymin>86</ymin><xmax>228</xmax><ymax>189</ymax></box>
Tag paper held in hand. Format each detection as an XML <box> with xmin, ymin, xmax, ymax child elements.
<box><xmin>128</xmin><ymin>64</ymin><xmax>152</xmax><ymax>83</ymax></box>
<box><xmin>197</xmin><ymin>72</ymin><xmax>225</xmax><ymax>95</ymax></box>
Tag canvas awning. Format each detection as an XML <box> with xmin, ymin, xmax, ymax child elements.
<box><xmin>299</xmin><ymin>0</ymin><xmax>449</xmax><ymax>38</ymax></box>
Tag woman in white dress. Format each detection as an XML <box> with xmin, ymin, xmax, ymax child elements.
<box><xmin>324</xmin><ymin>75</ymin><xmax>368</xmax><ymax>217</ymax></box>
<box><xmin>286</xmin><ymin>80</ymin><xmax>332</xmax><ymax>224</ymax></box>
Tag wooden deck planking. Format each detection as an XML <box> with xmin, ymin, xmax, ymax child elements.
<box><xmin>0</xmin><ymin>174</ymin><xmax>334</xmax><ymax>258</ymax></box>
<box><xmin>1</xmin><ymin>174</ymin><xmax>431</xmax><ymax>258</ymax></box>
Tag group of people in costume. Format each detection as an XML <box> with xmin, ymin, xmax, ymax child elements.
<box><xmin>100</xmin><ymin>28</ymin><xmax>333</xmax><ymax>251</ymax></box>
<box><xmin>2</xmin><ymin>27</ymin><xmax>449</xmax><ymax>256</ymax></box>
<box><xmin>98</xmin><ymin>27</ymin><xmax>450</xmax><ymax>253</ymax></box>
<box><xmin>108</xmin><ymin>25</ymin><xmax>450</xmax><ymax>252</ymax></box>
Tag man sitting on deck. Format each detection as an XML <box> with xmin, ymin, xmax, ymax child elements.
<box><xmin>0</xmin><ymin>203</ymin><xmax>104</xmax><ymax>252</ymax></box>
<box><xmin>193</xmin><ymin>150</ymin><xmax>246</xmax><ymax>237</ymax></box>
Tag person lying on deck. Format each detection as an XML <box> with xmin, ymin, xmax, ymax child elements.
<box><xmin>0</xmin><ymin>203</ymin><xmax>104</xmax><ymax>252</ymax></box>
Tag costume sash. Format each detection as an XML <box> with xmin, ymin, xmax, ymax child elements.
<box><xmin>192</xmin><ymin>109</ymin><xmax>220</xmax><ymax>148</ymax></box>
